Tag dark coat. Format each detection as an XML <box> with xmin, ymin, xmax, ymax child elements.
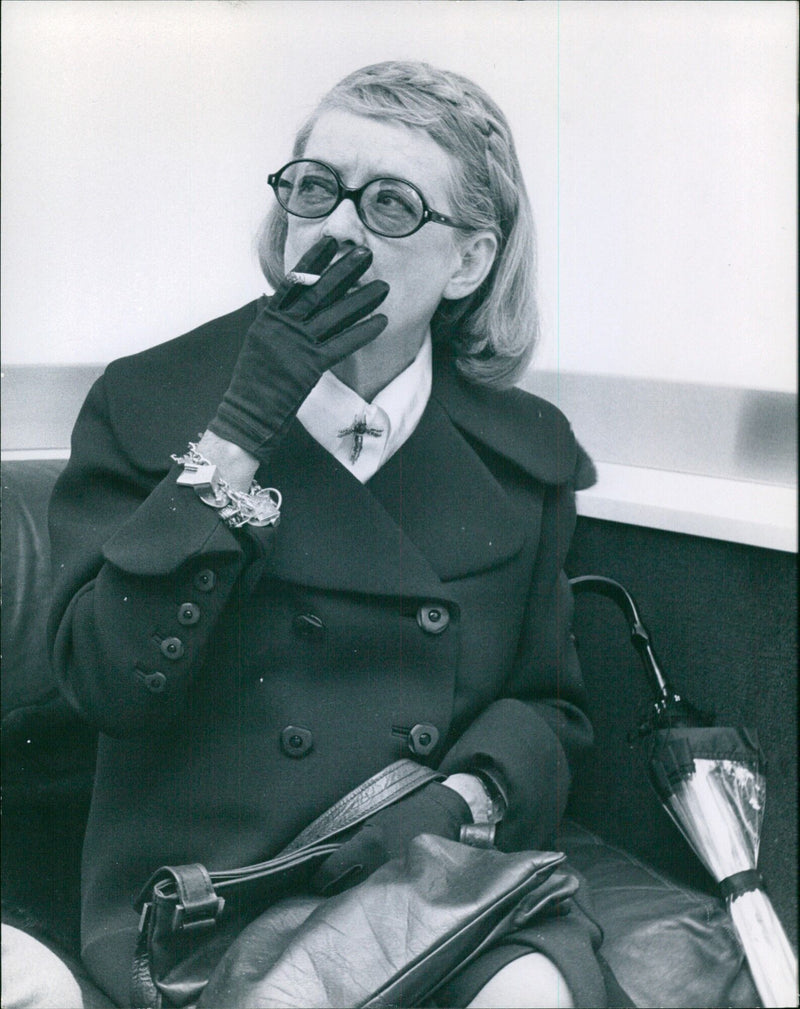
<box><xmin>47</xmin><ymin>300</ymin><xmax>596</xmax><ymax>1003</ymax></box>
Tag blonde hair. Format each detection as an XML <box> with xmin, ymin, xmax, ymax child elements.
<box><xmin>257</xmin><ymin>61</ymin><xmax>538</xmax><ymax>387</ymax></box>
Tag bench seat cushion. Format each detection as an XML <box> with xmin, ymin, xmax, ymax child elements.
<box><xmin>562</xmin><ymin>822</ymin><xmax>757</xmax><ymax>1007</ymax></box>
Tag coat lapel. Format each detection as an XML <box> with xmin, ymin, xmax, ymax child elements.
<box><xmin>367</xmin><ymin>397</ymin><xmax>525</xmax><ymax>580</ymax></box>
<box><xmin>263</xmin><ymin>421</ymin><xmax>444</xmax><ymax>598</ymax></box>
<box><xmin>264</xmin><ymin>399</ymin><xmax>525</xmax><ymax>595</ymax></box>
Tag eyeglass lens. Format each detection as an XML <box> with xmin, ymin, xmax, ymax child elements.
<box><xmin>275</xmin><ymin>161</ymin><xmax>425</xmax><ymax>237</ymax></box>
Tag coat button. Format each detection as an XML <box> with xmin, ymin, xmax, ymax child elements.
<box><xmin>293</xmin><ymin>614</ymin><xmax>325</xmax><ymax>639</ymax></box>
<box><xmin>193</xmin><ymin>569</ymin><xmax>216</xmax><ymax>592</ymax></box>
<box><xmin>408</xmin><ymin>723</ymin><xmax>440</xmax><ymax>756</ymax></box>
<box><xmin>280</xmin><ymin>725</ymin><xmax>314</xmax><ymax>758</ymax></box>
<box><xmin>136</xmin><ymin>669</ymin><xmax>167</xmax><ymax>694</ymax></box>
<box><xmin>177</xmin><ymin>602</ymin><xmax>200</xmax><ymax>626</ymax></box>
<box><xmin>417</xmin><ymin>604</ymin><xmax>450</xmax><ymax>635</ymax></box>
<box><xmin>160</xmin><ymin>636</ymin><xmax>184</xmax><ymax>660</ymax></box>
<box><xmin>144</xmin><ymin>671</ymin><xmax>167</xmax><ymax>694</ymax></box>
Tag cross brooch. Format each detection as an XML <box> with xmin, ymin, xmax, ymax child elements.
<box><xmin>338</xmin><ymin>413</ymin><xmax>384</xmax><ymax>463</ymax></box>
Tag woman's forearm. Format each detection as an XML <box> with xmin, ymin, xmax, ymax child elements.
<box><xmin>196</xmin><ymin>429</ymin><xmax>260</xmax><ymax>492</ymax></box>
<box><xmin>49</xmin><ymin>468</ymin><xmax>258</xmax><ymax>737</ymax></box>
<box><xmin>441</xmin><ymin>773</ymin><xmax>492</xmax><ymax>823</ymax></box>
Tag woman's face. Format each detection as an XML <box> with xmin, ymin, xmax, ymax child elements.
<box><xmin>283</xmin><ymin>110</ymin><xmax>466</xmax><ymax>381</ymax></box>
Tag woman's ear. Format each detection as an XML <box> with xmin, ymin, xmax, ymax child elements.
<box><xmin>442</xmin><ymin>231</ymin><xmax>498</xmax><ymax>301</ymax></box>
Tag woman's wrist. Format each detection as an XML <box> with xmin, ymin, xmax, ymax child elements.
<box><xmin>196</xmin><ymin>430</ymin><xmax>260</xmax><ymax>492</ymax></box>
<box><xmin>441</xmin><ymin>773</ymin><xmax>492</xmax><ymax>824</ymax></box>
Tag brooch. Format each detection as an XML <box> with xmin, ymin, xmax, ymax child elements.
<box><xmin>338</xmin><ymin>413</ymin><xmax>384</xmax><ymax>463</ymax></box>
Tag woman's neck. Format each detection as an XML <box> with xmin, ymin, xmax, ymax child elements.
<box><xmin>331</xmin><ymin>327</ymin><xmax>428</xmax><ymax>402</ymax></box>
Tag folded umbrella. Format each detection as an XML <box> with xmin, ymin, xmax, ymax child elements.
<box><xmin>570</xmin><ymin>575</ymin><xmax>798</xmax><ymax>1008</ymax></box>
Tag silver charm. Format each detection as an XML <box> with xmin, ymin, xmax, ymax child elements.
<box><xmin>176</xmin><ymin>462</ymin><xmax>227</xmax><ymax>506</ymax></box>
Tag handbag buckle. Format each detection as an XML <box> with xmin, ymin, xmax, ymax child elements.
<box><xmin>170</xmin><ymin>894</ymin><xmax>226</xmax><ymax>934</ymax></box>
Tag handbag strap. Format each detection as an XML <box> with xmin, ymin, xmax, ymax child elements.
<box><xmin>279</xmin><ymin>758</ymin><xmax>442</xmax><ymax>855</ymax></box>
<box><xmin>135</xmin><ymin>759</ymin><xmax>441</xmax><ymax>912</ymax></box>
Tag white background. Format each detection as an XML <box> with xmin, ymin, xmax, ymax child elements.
<box><xmin>2</xmin><ymin>0</ymin><xmax>797</xmax><ymax>391</ymax></box>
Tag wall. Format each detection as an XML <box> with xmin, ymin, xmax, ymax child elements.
<box><xmin>2</xmin><ymin>2</ymin><xmax>796</xmax><ymax>549</ymax></box>
<box><xmin>2</xmin><ymin>0</ymin><xmax>796</xmax><ymax>390</ymax></box>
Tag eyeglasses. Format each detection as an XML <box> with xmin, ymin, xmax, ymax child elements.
<box><xmin>268</xmin><ymin>159</ymin><xmax>470</xmax><ymax>238</ymax></box>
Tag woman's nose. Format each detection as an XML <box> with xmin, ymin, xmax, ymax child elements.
<box><xmin>320</xmin><ymin>195</ymin><xmax>368</xmax><ymax>246</ymax></box>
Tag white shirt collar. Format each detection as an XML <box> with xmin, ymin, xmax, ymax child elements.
<box><xmin>296</xmin><ymin>333</ymin><xmax>432</xmax><ymax>483</ymax></box>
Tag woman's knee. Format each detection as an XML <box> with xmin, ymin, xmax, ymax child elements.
<box><xmin>466</xmin><ymin>951</ymin><xmax>575</xmax><ymax>1009</ymax></box>
<box><xmin>1</xmin><ymin>924</ymin><xmax>84</xmax><ymax>1009</ymax></box>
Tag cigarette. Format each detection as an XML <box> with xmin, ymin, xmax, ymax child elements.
<box><xmin>286</xmin><ymin>271</ymin><xmax>321</xmax><ymax>286</ymax></box>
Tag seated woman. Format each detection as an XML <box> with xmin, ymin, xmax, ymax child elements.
<box><xmin>47</xmin><ymin>60</ymin><xmax>619</xmax><ymax>1008</ymax></box>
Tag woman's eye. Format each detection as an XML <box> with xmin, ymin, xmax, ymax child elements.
<box><xmin>370</xmin><ymin>185</ymin><xmax>419</xmax><ymax>222</ymax></box>
<box><xmin>375</xmin><ymin>190</ymin><xmax>412</xmax><ymax>212</ymax></box>
<box><xmin>297</xmin><ymin>177</ymin><xmax>336</xmax><ymax>200</ymax></box>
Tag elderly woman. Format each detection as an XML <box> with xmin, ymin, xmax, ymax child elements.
<box><xmin>48</xmin><ymin>61</ymin><xmax>615</xmax><ymax>1007</ymax></box>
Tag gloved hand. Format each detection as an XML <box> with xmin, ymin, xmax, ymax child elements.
<box><xmin>208</xmin><ymin>237</ymin><xmax>389</xmax><ymax>462</ymax></box>
<box><xmin>311</xmin><ymin>783</ymin><xmax>472</xmax><ymax>896</ymax></box>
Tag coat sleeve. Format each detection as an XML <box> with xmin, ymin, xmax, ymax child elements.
<box><xmin>47</xmin><ymin>374</ymin><xmax>274</xmax><ymax>738</ymax></box>
<box><xmin>438</xmin><ymin>474</ymin><xmax>593</xmax><ymax>852</ymax></box>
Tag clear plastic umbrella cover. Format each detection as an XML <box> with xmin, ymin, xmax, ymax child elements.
<box><xmin>648</xmin><ymin>725</ymin><xmax>797</xmax><ymax>1008</ymax></box>
<box><xmin>570</xmin><ymin>576</ymin><xmax>798</xmax><ymax>1008</ymax></box>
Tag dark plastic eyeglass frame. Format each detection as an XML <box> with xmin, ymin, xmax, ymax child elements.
<box><xmin>268</xmin><ymin>159</ymin><xmax>471</xmax><ymax>238</ymax></box>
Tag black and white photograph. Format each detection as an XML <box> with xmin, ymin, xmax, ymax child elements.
<box><xmin>2</xmin><ymin>2</ymin><xmax>797</xmax><ymax>1007</ymax></box>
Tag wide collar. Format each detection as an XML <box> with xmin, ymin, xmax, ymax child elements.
<box><xmin>430</xmin><ymin>351</ymin><xmax>580</xmax><ymax>487</ymax></box>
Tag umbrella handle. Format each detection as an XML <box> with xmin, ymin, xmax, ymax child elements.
<box><xmin>570</xmin><ymin>576</ymin><xmax>673</xmax><ymax>702</ymax></box>
<box><xmin>570</xmin><ymin>575</ymin><xmax>713</xmax><ymax>730</ymax></box>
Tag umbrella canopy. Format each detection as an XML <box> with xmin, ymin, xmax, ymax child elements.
<box><xmin>571</xmin><ymin>576</ymin><xmax>798</xmax><ymax>1008</ymax></box>
<box><xmin>648</xmin><ymin>725</ymin><xmax>796</xmax><ymax>1007</ymax></box>
<box><xmin>647</xmin><ymin>725</ymin><xmax>765</xmax><ymax>883</ymax></box>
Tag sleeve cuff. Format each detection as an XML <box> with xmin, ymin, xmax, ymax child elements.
<box><xmin>102</xmin><ymin>464</ymin><xmax>247</xmax><ymax>575</ymax></box>
<box><xmin>438</xmin><ymin>698</ymin><xmax>571</xmax><ymax>851</ymax></box>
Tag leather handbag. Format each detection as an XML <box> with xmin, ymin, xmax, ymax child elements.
<box><xmin>131</xmin><ymin>760</ymin><xmax>576</xmax><ymax>1009</ymax></box>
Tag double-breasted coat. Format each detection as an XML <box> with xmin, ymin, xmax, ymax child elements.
<box><xmin>47</xmin><ymin>299</ymin><xmax>596</xmax><ymax>1003</ymax></box>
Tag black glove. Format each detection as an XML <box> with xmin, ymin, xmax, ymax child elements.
<box><xmin>208</xmin><ymin>237</ymin><xmax>389</xmax><ymax>462</ymax></box>
<box><xmin>311</xmin><ymin>782</ymin><xmax>472</xmax><ymax>896</ymax></box>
